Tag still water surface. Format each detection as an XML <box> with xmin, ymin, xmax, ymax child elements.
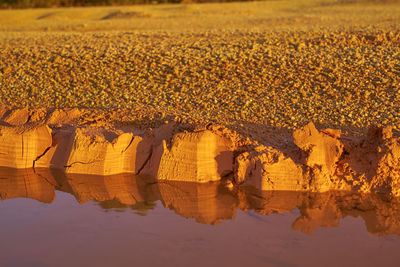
<box><xmin>0</xmin><ymin>167</ymin><xmax>399</xmax><ymax>267</ymax></box>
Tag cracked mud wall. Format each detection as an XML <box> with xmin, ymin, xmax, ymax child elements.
<box><xmin>0</xmin><ymin>125</ymin><xmax>53</xmax><ymax>169</ymax></box>
<box><xmin>155</xmin><ymin>130</ymin><xmax>234</xmax><ymax>183</ymax></box>
<box><xmin>1</xmin><ymin>111</ymin><xmax>400</xmax><ymax>196</ymax></box>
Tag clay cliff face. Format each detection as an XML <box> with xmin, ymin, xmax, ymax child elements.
<box><xmin>14</xmin><ymin>122</ymin><xmax>233</xmax><ymax>183</ymax></box>
<box><xmin>235</xmin><ymin>147</ymin><xmax>305</xmax><ymax>191</ymax></box>
<box><xmin>294</xmin><ymin>122</ymin><xmax>343</xmax><ymax>175</ymax></box>
<box><xmin>64</xmin><ymin>129</ymin><xmax>151</xmax><ymax>176</ymax></box>
<box><xmin>293</xmin><ymin>122</ymin><xmax>346</xmax><ymax>191</ymax></box>
<box><xmin>154</xmin><ymin>130</ymin><xmax>234</xmax><ymax>182</ymax></box>
<box><xmin>0</xmin><ymin>125</ymin><xmax>53</xmax><ymax>169</ymax></box>
<box><xmin>338</xmin><ymin>126</ymin><xmax>400</xmax><ymax>196</ymax></box>
<box><xmin>34</xmin><ymin>128</ymin><xmax>153</xmax><ymax>176</ymax></box>
<box><xmin>1</xmin><ymin>107</ymin><xmax>400</xmax><ymax>196</ymax></box>
<box><xmin>235</xmin><ymin>123</ymin><xmax>400</xmax><ymax>197</ymax></box>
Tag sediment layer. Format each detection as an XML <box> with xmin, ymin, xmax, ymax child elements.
<box><xmin>1</xmin><ymin>108</ymin><xmax>400</xmax><ymax>197</ymax></box>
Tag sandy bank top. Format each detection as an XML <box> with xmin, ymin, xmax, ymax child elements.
<box><xmin>0</xmin><ymin>0</ymin><xmax>399</xmax><ymax>130</ymax></box>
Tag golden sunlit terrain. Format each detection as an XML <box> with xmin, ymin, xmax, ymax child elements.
<box><xmin>2</xmin><ymin>4</ymin><xmax>400</xmax><ymax>265</ymax></box>
<box><xmin>0</xmin><ymin>0</ymin><xmax>399</xmax><ymax>130</ymax></box>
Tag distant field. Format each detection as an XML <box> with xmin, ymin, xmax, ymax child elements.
<box><xmin>1</xmin><ymin>0</ymin><xmax>399</xmax><ymax>9</ymax></box>
<box><xmin>0</xmin><ymin>0</ymin><xmax>399</xmax><ymax>130</ymax></box>
<box><xmin>0</xmin><ymin>0</ymin><xmax>255</xmax><ymax>9</ymax></box>
<box><xmin>1</xmin><ymin>0</ymin><xmax>399</xmax><ymax>32</ymax></box>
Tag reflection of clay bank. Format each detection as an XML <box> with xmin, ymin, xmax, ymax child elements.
<box><xmin>1</xmin><ymin>119</ymin><xmax>400</xmax><ymax>196</ymax></box>
<box><xmin>0</xmin><ymin>167</ymin><xmax>399</xmax><ymax>235</ymax></box>
<box><xmin>159</xmin><ymin>181</ymin><xmax>237</xmax><ymax>224</ymax></box>
<box><xmin>0</xmin><ymin>167</ymin><xmax>56</xmax><ymax>203</ymax></box>
<box><xmin>297</xmin><ymin>192</ymin><xmax>400</xmax><ymax>236</ymax></box>
<box><xmin>59</xmin><ymin>173</ymin><xmax>238</xmax><ymax>225</ymax></box>
<box><xmin>57</xmin><ymin>172</ymin><xmax>158</xmax><ymax>205</ymax></box>
<box><xmin>239</xmin><ymin>187</ymin><xmax>400</xmax><ymax>236</ymax></box>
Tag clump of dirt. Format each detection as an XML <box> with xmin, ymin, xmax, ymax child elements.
<box><xmin>47</xmin><ymin>108</ymin><xmax>83</xmax><ymax>126</ymax></box>
<box><xmin>101</xmin><ymin>10</ymin><xmax>150</xmax><ymax>20</ymax></box>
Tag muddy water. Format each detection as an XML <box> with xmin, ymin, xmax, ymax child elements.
<box><xmin>0</xmin><ymin>167</ymin><xmax>399</xmax><ymax>267</ymax></box>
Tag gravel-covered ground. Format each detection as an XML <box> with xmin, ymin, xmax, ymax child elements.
<box><xmin>0</xmin><ymin>0</ymin><xmax>399</xmax><ymax>130</ymax></box>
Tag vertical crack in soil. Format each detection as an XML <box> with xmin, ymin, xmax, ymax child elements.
<box><xmin>136</xmin><ymin>148</ymin><xmax>153</xmax><ymax>175</ymax></box>
<box><xmin>32</xmin><ymin>146</ymin><xmax>52</xmax><ymax>169</ymax></box>
<box><xmin>121</xmin><ymin>135</ymin><xmax>135</xmax><ymax>154</ymax></box>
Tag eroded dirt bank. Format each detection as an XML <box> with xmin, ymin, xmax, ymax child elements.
<box><xmin>1</xmin><ymin>107</ymin><xmax>400</xmax><ymax>197</ymax></box>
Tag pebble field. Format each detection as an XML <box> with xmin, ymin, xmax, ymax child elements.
<box><xmin>0</xmin><ymin>0</ymin><xmax>399</xmax><ymax>130</ymax></box>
